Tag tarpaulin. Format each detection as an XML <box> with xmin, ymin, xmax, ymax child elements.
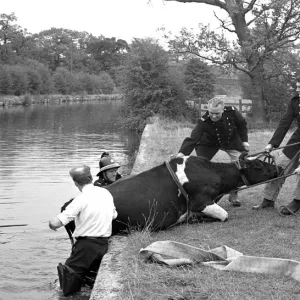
<box><xmin>139</xmin><ymin>240</ymin><xmax>300</xmax><ymax>282</ymax></box>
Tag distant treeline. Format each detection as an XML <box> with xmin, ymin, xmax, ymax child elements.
<box><xmin>0</xmin><ymin>13</ymin><xmax>129</xmax><ymax>96</ymax></box>
<box><xmin>0</xmin><ymin>64</ymin><xmax>115</xmax><ymax>96</ymax></box>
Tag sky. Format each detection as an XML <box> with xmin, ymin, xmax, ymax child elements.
<box><xmin>1</xmin><ymin>0</ymin><xmax>226</xmax><ymax>43</ymax></box>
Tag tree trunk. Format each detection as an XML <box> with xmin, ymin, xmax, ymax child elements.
<box><xmin>248</xmin><ymin>61</ymin><xmax>268</xmax><ymax>122</ymax></box>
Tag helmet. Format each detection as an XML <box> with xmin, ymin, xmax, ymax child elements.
<box><xmin>97</xmin><ymin>152</ymin><xmax>120</xmax><ymax>176</ymax></box>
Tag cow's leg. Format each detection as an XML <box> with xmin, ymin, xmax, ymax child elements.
<box><xmin>190</xmin><ymin>195</ymin><xmax>228</xmax><ymax>222</ymax></box>
<box><xmin>201</xmin><ymin>203</ymin><xmax>228</xmax><ymax>221</ymax></box>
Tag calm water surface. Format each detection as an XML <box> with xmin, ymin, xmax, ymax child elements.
<box><xmin>0</xmin><ymin>101</ymin><xmax>140</xmax><ymax>300</ymax></box>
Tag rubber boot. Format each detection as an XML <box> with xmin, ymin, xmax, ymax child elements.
<box><xmin>228</xmin><ymin>191</ymin><xmax>241</xmax><ymax>207</ymax></box>
<box><xmin>252</xmin><ymin>198</ymin><xmax>274</xmax><ymax>210</ymax></box>
<box><xmin>280</xmin><ymin>199</ymin><xmax>300</xmax><ymax>215</ymax></box>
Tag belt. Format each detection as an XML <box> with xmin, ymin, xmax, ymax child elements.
<box><xmin>76</xmin><ymin>236</ymin><xmax>109</xmax><ymax>240</ymax></box>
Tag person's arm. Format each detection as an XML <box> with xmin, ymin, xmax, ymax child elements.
<box><xmin>233</xmin><ymin>109</ymin><xmax>248</xmax><ymax>143</ymax></box>
<box><xmin>49</xmin><ymin>217</ymin><xmax>63</xmax><ymax>231</ymax></box>
<box><xmin>178</xmin><ymin>120</ymin><xmax>204</xmax><ymax>156</ymax></box>
<box><xmin>268</xmin><ymin>98</ymin><xmax>297</xmax><ymax>148</ymax></box>
<box><xmin>49</xmin><ymin>197</ymin><xmax>81</xmax><ymax>231</ymax></box>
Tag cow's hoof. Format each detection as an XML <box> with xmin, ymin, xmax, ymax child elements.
<box><xmin>252</xmin><ymin>198</ymin><xmax>274</xmax><ymax>210</ymax></box>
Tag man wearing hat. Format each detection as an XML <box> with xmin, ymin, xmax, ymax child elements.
<box><xmin>49</xmin><ymin>165</ymin><xmax>117</xmax><ymax>296</ymax></box>
<box><xmin>94</xmin><ymin>152</ymin><xmax>122</xmax><ymax>187</ymax></box>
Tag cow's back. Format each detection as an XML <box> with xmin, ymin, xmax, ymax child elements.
<box><xmin>107</xmin><ymin>164</ymin><xmax>187</xmax><ymax>234</ymax></box>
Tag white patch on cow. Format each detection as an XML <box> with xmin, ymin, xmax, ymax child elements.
<box><xmin>176</xmin><ymin>156</ymin><xmax>189</xmax><ymax>186</ymax></box>
<box><xmin>202</xmin><ymin>204</ymin><xmax>228</xmax><ymax>221</ymax></box>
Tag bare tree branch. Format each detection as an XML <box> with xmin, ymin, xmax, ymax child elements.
<box><xmin>164</xmin><ymin>0</ymin><xmax>227</xmax><ymax>10</ymax></box>
<box><xmin>213</xmin><ymin>11</ymin><xmax>236</xmax><ymax>33</ymax></box>
<box><xmin>243</xmin><ymin>0</ymin><xmax>258</xmax><ymax>14</ymax></box>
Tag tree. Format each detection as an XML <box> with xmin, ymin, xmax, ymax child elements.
<box><xmin>164</xmin><ymin>0</ymin><xmax>300</xmax><ymax>122</ymax></box>
<box><xmin>184</xmin><ymin>58</ymin><xmax>215</xmax><ymax>100</ymax></box>
<box><xmin>117</xmin><ymin>38</ymin><xmax>191</xmax><ymax>131</ymax></box>
<box><xmin>86</xmin><ymin>36</ymin><xmax>129</xmax><ymax>73</ymax></box>
<box><xmin>0</xmin><ymin>13</ymin><xmax>33</xmax><ymax>64</ymax></box>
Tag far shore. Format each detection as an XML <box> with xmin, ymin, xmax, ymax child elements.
<box><xmin>0</xmin><ymin>94</ymin><xmax>121</xmax><ymax>106</ymax></box>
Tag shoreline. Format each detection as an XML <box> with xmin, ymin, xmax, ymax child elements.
<box><xmin>89</xmin><ymin>122</ymin><xmax>152</xmax><ymax>300</ymax></box>
<box><xmin>0</xmin><ymin>94</ymin><xmax>121</xmax><ymax>106</ymax></box>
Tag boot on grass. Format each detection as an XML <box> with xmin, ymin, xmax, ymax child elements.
<box><xmin>252</xmin><ymin>198</ymin><xmax>274</xmax><ymax>210</ymax></box>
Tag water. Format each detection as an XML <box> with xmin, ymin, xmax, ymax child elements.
<box><xmin>0</xmin><ymin>101</ymin><xmax>140</xmax><ymax>300</ymax></box>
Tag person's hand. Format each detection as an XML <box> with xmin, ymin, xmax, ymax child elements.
<box><xmin>242</xmin><ymin>142</ymin><xmax>250</xmax><ymax>152</ymax></box>
<box><xmin>265</xmin><ymin>144</ymin><xmax>273</xmax><ymax>152</ymax></box>
<box><xmin>294</xmin><ymin>166</ymin><xmax>300</xmax><ymax>175</ymax></box>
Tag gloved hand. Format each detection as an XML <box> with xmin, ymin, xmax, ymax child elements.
<box><xmin>242</xmin><ymin>142</ymin><xmax>250</xmax><ymax>152</ymax></box>
<box><xmin>265</xmin><ymin>144</ymin><xmax>273</xmax><ymax>152</ymax></box>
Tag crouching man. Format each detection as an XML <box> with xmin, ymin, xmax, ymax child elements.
<box><xmin>49</xmin><ymin>165</ymin><xmax>117</xmax><ymax>296</ymax></box>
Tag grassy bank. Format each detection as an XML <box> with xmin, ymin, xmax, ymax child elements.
<box><xmin>118</xmin><ymin>117</ymin><xmax>300</xmax><ymax>300</ymax></box>
<box><xmin>0</xmin><ymin>94</ymin><xmax>121</xmax><ymax>106</ymax></box>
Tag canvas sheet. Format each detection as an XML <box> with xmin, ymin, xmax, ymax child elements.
<box><xmin>139</xmin><ymin>240</ymin><xmax>300</xmax><ymax>282</ymax></box>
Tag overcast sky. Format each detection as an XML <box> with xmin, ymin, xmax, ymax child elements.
<box><xmin>1</xmin><ymin>0</ymin><xmax>226</xmax><ymax>43</ymax></box>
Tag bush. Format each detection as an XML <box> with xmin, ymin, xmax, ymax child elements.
<box><xmin>118</xmin><ymin>38</ymin><xmax>192</xmax><ymax>131</ymax></box>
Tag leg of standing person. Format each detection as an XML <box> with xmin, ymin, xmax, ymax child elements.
<box><xmin>252</xmin><ymin>151</ymin><xmax>291</xmax><ymax>210</ymax></box>
<box><xmin>225</xmin><ymin>149</ymin><xmax>242</xmax><ymax>206</ymax></box>
<box><xmin>58</xmin><ymin>238</ymin><xmax>108</xmax><ymax>295</ymax></box>
<box><xmin>280</xmin><ymin>172</ymin><xmax>300</xmax><ymax>215</ymax></box>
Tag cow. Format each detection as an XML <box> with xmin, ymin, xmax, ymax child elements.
<box><xmin>108</xmin><ymin>152</ymin><xmax>282</xmax><ymax>235</ymax></box>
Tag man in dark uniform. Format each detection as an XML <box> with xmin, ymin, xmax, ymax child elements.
<box><xmin>94</xmin><ymin>152</ymin><xmax>122</xmax><ymax>187</ymax></box>
<box><xmin>253</xmin><ymin>80</ymin><xmax>300</xmax><ymax>214</ymax></box>
<box><xmin>178</xmin><ymin>98</ymin><xmax>250</xmax><ymax>206</ymax></box>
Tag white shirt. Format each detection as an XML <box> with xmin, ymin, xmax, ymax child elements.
<box><xmin>57</xmin><ymin>184</ymin><xmax>117</xmax><ymax>238</ymax></box>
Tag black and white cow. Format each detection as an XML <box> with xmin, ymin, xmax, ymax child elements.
<box><xmin>108</xmin><ymin>153</ymin><xmax>282</xmax><ymax>235</ymax></box>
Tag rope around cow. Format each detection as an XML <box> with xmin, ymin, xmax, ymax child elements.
<box><xmin>231</xmin><ymin>143</ymin><xmax>300</xmax><ymax>217</ymax></box>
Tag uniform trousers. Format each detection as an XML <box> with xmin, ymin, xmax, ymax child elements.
<box><xmin>263</xmin><ymin>150</ymin><xmax>300</xmax><ymax>202</ymax></box>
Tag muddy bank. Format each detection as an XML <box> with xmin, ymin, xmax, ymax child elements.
<box><xmin>90</xmin><ymin>124</ymin><xmax>151</xmax><ymax>300</ymax></box>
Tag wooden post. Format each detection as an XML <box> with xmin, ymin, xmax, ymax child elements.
<box><xmin>239</xmin><ymin>99</ymin><xmax>242</xmax><ymax>112</ymax></box>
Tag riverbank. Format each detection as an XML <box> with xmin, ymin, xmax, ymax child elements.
<box><xmin>0</xmin><ymin>94</ymin><xmax>121</xmax><ymax>106</ymax></box>
<box><xmin>90</xmin><ymin>116</ymin><xmax>300</xmax><ymax>300</ymax></box>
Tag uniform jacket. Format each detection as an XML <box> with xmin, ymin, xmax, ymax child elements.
<box><xmin>179</xmin><ymin>106</ymin><xmax>248</xmax><ymax>156</ymax></box>
<box><xmin>269</xmin><ymin>95</ymin><xmax>300</xmax><ymax>159</ymax></box>
<box><xmin>94</xmin><ymin>172</ymin><xmax>122</xmax><ymax>187</ymax></box>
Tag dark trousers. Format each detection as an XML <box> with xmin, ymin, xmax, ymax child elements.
<box><xmin>65</xmin><ymin>237</ymin><xmax>109</xmax><ymax>279</ymax></box>
<box><xmin>195</xmin><ymin>145</ymin><xmax>220</xmax><ymax>160</ymax></box>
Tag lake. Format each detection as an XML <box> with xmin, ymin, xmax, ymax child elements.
<box><xmin>0</xmin><ymin>100</ymin><xmax>140</xmax><ymax>300</ymax></box>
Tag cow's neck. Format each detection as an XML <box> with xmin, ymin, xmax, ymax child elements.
<box><xmin>217</xmin><ymin>163</ymin><xmax>246</xmax><ymax>192</ymax></box>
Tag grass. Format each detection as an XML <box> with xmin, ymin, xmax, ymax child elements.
<box><xmin>116</xmin><ymin>116</ymin><xmax>300</xmax><ymax>300</ymax></box>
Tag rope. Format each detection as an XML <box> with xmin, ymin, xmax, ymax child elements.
<box><xmin>165</xmin><ymin>160</ymin><xmax>189</xmax><ymax>224</ymax></box>
<box><xmin>247</xmin><ymin>141</ymin><xmax>300</xmax><ymax>158</ymax></box>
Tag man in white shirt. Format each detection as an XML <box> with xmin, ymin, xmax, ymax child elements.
<box><xmin>49</xmin><ymin>165</ymin><xmax>117</xmax><ymax>296</ymax></box>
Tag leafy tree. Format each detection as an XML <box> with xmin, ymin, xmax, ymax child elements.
<box><xmin>184</xmin><ymin>58</ymin><xmax>215</xmax><ymax>100</ymax></box>
<box><xmin>164</xmin><ymin>0</ymin><xmax>300</xmax><ymax>122</ymax></box>
<box><xmin>52</xmin><ymin>67</ymin><xmax>77</xmax><ymax>94</ymax></box>
<box><xmin>0</xmin><ymin>13</ymin><xmax>33</xmax><ymax>64</ymax></box>
<box><xmin>117</xmin><ymin>38</ymin><xmax>191</xmax><ymax>131</ymax></box>
<box><xmin>86</xmin><ymin>36</ymin><xmax>129</xmax><ymax>74</ymax></box>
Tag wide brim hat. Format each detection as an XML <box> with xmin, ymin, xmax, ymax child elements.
<box><xmin>96</xmin><ymin>152</ymin><xmax>121</xmax><ymax>176</ymax></box>
<box><xmin>97</xmin><ymin>163</ymin><xmax>121</xmax><ymax>176</ymax></box>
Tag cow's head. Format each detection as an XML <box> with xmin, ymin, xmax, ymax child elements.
<box><xmin>238</xmin><ymin>152</ymin><xmax>283</xmax><ymax>185</ymax></box>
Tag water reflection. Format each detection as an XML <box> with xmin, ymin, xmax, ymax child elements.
<box><xmin>0</xmin><ymin>101</ymin><xmax>140</xmax><ymax>300</ymax></box>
